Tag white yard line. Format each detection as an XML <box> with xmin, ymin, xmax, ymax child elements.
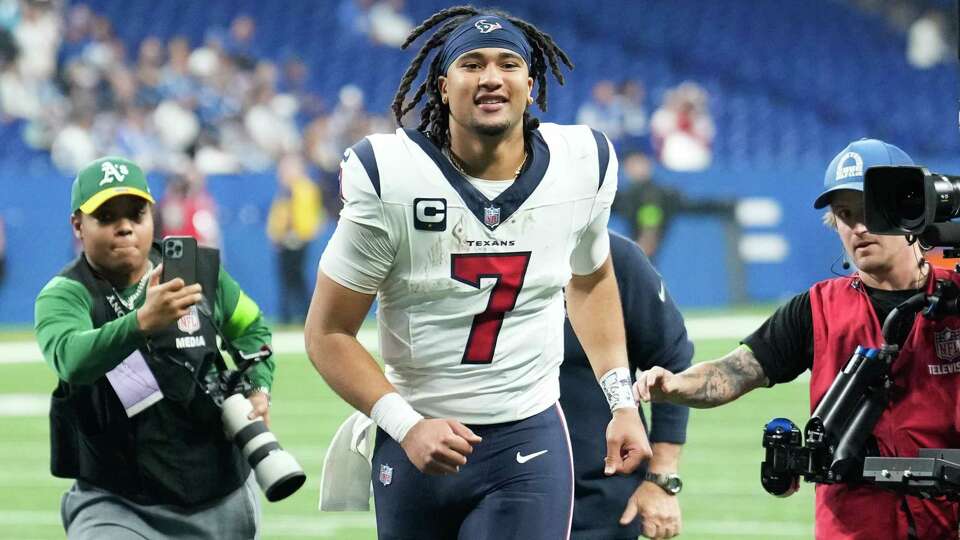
<box><xmin>0</xmin><ymin>341</ymin><xmax>45</xmax><ymax>364</ymax></box>
<box><xmin>0</xmin><ymin>394</ymin><xmax>48</xmax><ymax>416</ymax></box>
<box><xmin>685</xmin><ymin>315</ymin><xmax>766</xmax><ymax>340</ymax></box>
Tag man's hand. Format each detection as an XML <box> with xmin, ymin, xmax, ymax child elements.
<box><xmin>136</xmin><ymin>264</ymin><xmax>204</xmax><ymax>333</ymax></box>
<box><xmin>400</xmin><ymin>418</ymin><xmax>482</xmax><ymax>475</ymax></box>
<box><xmin>634</xmin><ymin>366</ymin><xmax>680</xmax><ymax>403</ymax></box>
<box><xmin>620</xmin><ymin>480</ymin><xmax>682</xmax><ymax>539</ymax></box>
<box><xmin>604</xmin><ymin>408</ymin><xmax>652</xmax><ymax>475</ymax></box>
<box><xmin>634</xmin><ymin>348</ymin><xmax>770</xmax><ymax>409</ymax></box>
<box><xmin>247</xmin><ymin>391</ymin><xmax>270</xmax><ymax>429</ymax></box>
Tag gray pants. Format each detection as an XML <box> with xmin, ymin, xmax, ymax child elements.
<box><xmin>60</xmin><ymin>475</ymin><xmax>261</xmax><ymax>540</ymax></box>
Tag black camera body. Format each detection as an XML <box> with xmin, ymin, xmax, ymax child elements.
<box><xmin>864</xmin><ymin>165</ymin><xmax>960</xmax><ymax>250</ymax></box>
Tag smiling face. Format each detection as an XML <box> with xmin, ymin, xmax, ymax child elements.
<box><xmin>439</xmin><ymin>47</ymin><xmax>533</xmax><ymax>140</ymax></box>
<box><xmin>830</xmin><ymin>190</ymin><xmax>916</xmax><ymax>276</ymax></box>
<box><xmin>72</xmin><ymin>195</ymin><xmax>154</xmax><ymax>285</ymax></box>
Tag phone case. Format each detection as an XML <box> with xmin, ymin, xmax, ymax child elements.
<box><xmin>161</xmin><ymin>236</ymin><xmax>198</xmax><ymax>285</ymax></box>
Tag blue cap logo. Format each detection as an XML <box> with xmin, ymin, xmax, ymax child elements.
<box><xmin>834</xmin><ymin>152</ymin><xmax>863</xmax><ymax>181</ymax></box>
<box><xmin>813</xmin><ymin>138</ymin><xmax>914</xmax><ymax>209</ymax></box>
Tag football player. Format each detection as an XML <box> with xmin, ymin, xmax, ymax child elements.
<box><xmin>306</xmin><ymin>6</ymin><xmax>651</xmax><ymax>538</ymax></box>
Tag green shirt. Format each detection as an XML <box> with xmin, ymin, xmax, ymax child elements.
<box><xmin>34</xmin><ymin>263</ymin><xmax>274</xmax><ymax>389</ymax></box>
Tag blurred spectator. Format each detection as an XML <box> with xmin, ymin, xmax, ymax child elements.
<box><xmin>0</xmin><ymin>32</ymin><xmax>37</xmax><ymax>121</ymax></box>
<box><xmin>194</xmin><ymin>132</ymin><xmax>242</xmax><ymax>174</ymax></box>
<box><xmin>157</xmin><ymin>167</ymin><xmax>222</xmax><ymax>249</ymax></box>
<box><xmin>81</xmin><ymin>14</ymin><xmax>120</xmax><ymax>72</ymax></box>
<box><xmin>14</xmin><ymin>0</ymin><xmax>59</xmax><ymax>84</ymax></box>
<box><xmin>0</xmin><ymin>0</ymin><xmax>20</xmax><ymax>30</ymax></box>
<box><xmin>159</xmin><ymin>36</ymin><xmax>195</xmax><ymax>102</ymax></box>
<box><xmin>619</xmin><ymin>79</ymin><xmax>649</xmax><ymax>147</ymax></box>
<box><xmin>134</xmin><ymin>36</ymin><xmax>164</xmax><ymax>108</ymax></box>
<box><xmin>267</xmin><ymin>154</ymin><xmax>322</xmax><ymax>324</ymax></box>
<box><xmin>907</xmin><ymin>10</ymin><xmax>949</xmax><ymax>69</ymax></box>
<box><xmin>110</xmin><ymin>105</ymin><xmax>162</xmax><ymax>170</ymax></box>
<box><xmin>224</xmin><ymin>14</ymin><xmax>259</xmax><ymax>70</ymax></box>
<box><xmin>0</xmin><ymin>22</ymin><xmax>15</xmax><ymax>65</ymax></box>
<box><xmin>576</xmin><ymin>80</ymin><xmax>624</xmax><ymax>141</ymax></box>
<box><xmin>327</xmin><ymin>84</ymin><xmax>369</xmax><ymax>154</ymax></box>
<box><xmin>337</xmin><ymin>0</ymin><xmax>374</xmax><ymax>41</ymax></box>
<box><xmin>650</xmin><ymin>82</ymin><xmax>715</xmax><ymax>172</ymax></box>
<box><xmin>303</xmin><ymin>115</ymin><xmax>340</xmax><ymax>173</ymax></box>
<box><xmin>612</xmin><ymin>150</ymin><xmax>733</xmax><ymax>261</ymax></box>
<box><xmin>11</xmin><ymin>3</ymin><xmax>385</xmax><ymax>180</ymax></box>
<box><xmin>368</xmin><ymin>0</ymin><xmax>413</xmax><ymax>48</ymax></box>
<box><xmin>278</xmin><ymin>55</ymin><xmax>325</xmax><ymax>127</ymax></box>
<box><xmin>50</xmin><ymin>107</ymin><xmax>96</xmax><ymax>173</ymax></box>
<box><xmin>152</xmin><ymin>98</ymin><xmax>199</xmax><ymax>154</ymax></box>
<box><xmin>244</xmin><ymin>61</ymin><xmax>301</xmax><ymax>161</ymax></box>
<box><xmin>57</xmin><ymin>3</ymin><xmax>91</xmax><ymax>68</ymax></box>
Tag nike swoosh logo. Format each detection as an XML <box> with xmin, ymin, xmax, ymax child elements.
<box><xmin>658</xmin><ymin>280</ymin><xmax>666</xmax><ymax>303</ymax></box>
<box><xmin>516</xmin><ymin>450</ymin><xmax>549</xmax><ymax>464</ymax></box>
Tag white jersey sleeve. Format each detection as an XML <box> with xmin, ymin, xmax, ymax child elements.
<box><xmin>319</xmin><ymin>219</ymin><xmax>393</xmax><ymax>294</ymax></box>
<box><xmin>570</xmin><ymin>132</ymin><xmax>618</xmax><ymax>275</ymax></box>
<box><xmin>318</xmin><ymin>141</ymin><xmax>397</xmax><ymax>294</ymax></box>
<box><xmin>337</xmin><ymin>142</ymin><xmax>389</xmax><ymax>231</ymax></box>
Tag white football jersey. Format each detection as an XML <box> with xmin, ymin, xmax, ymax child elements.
<box><xmin>323</xmin><ymin>124</ymin><xmax>617</xmax><ymax>424</ymax></box>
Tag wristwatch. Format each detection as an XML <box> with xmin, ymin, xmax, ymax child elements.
<box><xmin>644</xmin><ymin>471</ymin><xmax>682</xmax><ymax>495</ymax></box>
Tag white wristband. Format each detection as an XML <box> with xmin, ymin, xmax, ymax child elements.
<box><xmin>370</xmin><ymin>392</ymin><xmax>424</xmax><ymax>443</ymax></box>
<box><xmin>600</xmin><ymin>367</ymin><xmax>637</xmax><ymax>412</ymax></box>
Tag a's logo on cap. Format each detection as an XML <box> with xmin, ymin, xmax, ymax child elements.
<box><xmin>835</xmin><ymin>152</ymin><xmax>864</xmax><ymax>182</ymax></box>
<box><xmin>475</xmin><ymin>19</ymin><xmax>502</xmax><ymax>34</ymax></box>
<box><xmin>99</xmin><ymin>161</ymin><xmax>129</xmax><ymax>186</ymax></box>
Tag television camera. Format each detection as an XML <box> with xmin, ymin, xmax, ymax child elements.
<box><xmin>760</xmin><ymin>279</ymin><xmax>960</xmax><ymax>500</ymax></box>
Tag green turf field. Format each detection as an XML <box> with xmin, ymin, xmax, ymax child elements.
<box><xmin>0</xmin><ymin>323</ymin><xmax>814</xmax><ymax>539</ymax></box>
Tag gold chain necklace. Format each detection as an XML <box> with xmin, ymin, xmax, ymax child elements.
<box><xmin>448</xmin><ymin>149</ymin><xmax>527</xmax><ymax>180</ymax></box>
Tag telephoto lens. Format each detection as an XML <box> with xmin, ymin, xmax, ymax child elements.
<box><xmin>864</xmin><ymin>166</ymin><xmax>960</xmax><ymax>235</ymax></box>
<box><xmin>222</xmin><ymin>394</ymin><xmax>306</xmax><ymax>502</ymax></box>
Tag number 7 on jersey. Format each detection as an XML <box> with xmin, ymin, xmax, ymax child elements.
<box><xmin>451</xmin><ymin>252</ymin><xmax>532</xmax><ymax>364</ymax></box>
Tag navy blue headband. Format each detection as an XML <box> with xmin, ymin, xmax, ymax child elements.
<box><xmin>438</xmin><ymin>15</ymin><xmax>532</xmax><ymax>74</ymax></box>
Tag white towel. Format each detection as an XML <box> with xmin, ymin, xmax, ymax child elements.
<box><xmin>318</xmin><ymin>412</ymin><xmax>377</xmax><ymax>511</ymax></box>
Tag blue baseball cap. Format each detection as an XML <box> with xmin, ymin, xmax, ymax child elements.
<box><xmin>813</xmin><ymin>138</ymin><xmax>914</xmax><ymax>209</ymax></box>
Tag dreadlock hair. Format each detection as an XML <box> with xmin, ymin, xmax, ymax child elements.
<box><xmin>391</xmin><ymin>5</ymin><xmax>573</xmax><ymax>150</ymax></box>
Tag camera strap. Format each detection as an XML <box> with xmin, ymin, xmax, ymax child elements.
<box><xmin>90</xmin><ymin>262</ymin><xmax>166</xmax><ymax>417</ymax></box>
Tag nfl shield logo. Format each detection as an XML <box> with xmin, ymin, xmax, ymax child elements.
<box><xmin>379</xmin><ymin>464</ymin><xmax>393</xmax><ymax>486</ymax></box>
<box><xmin>484</xmin><ymin>206</ymin><xmax>501</xmax><ymax>227</ymax></box>
<box><xmin>177</xmin><ymin>305</ymin><xmax>201</xmax><ymax>335</ymax></box>
<box><xmin>936</xmin><ymin>328</ymin><xmax>960</xmax><ymax>361</ymax></box>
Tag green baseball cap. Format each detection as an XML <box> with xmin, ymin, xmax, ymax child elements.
<box><xmin>70</xmin><ymin>156</ymin><xmax>155</xmax><ymax>213</ymax></box>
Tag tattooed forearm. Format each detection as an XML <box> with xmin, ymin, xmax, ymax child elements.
<box><xmin>675</xmin><ymin>346</ymin><xmax>769</xmax><ymax>408</ymax></box>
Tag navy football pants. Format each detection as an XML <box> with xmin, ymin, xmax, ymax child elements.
<box><xmin>371</xmin><ymin>403</ymin><xmax>574</xmax><ymax>540</ymax></box>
